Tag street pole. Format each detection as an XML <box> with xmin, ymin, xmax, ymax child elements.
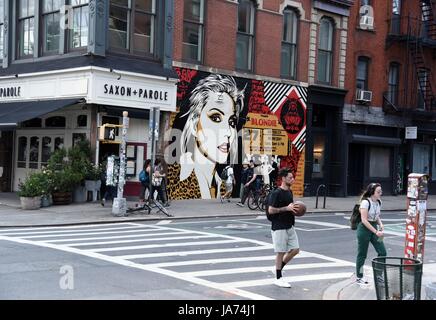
<box><xmin>148</xmin><ymin>107</ymin><xmax>159</xmax><ymax>214</ymax></box>
<box><xmin>112</xmin><ymin>111</ymin><xmax>129</xmax><ymax>216</ymax></box>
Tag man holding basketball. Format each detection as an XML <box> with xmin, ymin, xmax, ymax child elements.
<box><xmin>267</xmin><ymin>168</ymin><xmax>301</xmax><ymax>288</ymax></box>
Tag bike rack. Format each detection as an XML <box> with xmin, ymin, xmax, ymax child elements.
<box><xmin>315</xmin><ymin>184</ymin><xmax>327</xmax><ymax>209</ymax></box>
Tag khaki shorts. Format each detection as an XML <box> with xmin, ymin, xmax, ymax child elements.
<box><xmin>271</xmin><ymin>227</ymin><xmax>300</xmax><ymax>253</ymax></box>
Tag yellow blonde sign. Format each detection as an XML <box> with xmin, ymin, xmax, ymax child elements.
<box><xmin>243</xmin><ymin>113</ymin><xmax>289</xmax><ymax>156</ymax></box>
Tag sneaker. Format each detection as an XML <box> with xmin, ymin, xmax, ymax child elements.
<box><xmin>274</xmin><ymin>278</ymin><xmax>291</xmax><ymax>288</ymax></box>
<box><xmin>101</xmin><ymin>199</ymin><xmax>105</xmax><ymax>207</ymax></box>
<box><xmin>236</xmin><ymin>202</ymin><xmax>244</xmax><ymax>207</ymax></box>
<box><xmin>356</xmin><ymin>277</ymin><xmax>369</xmax><ymax>285</ymax></box>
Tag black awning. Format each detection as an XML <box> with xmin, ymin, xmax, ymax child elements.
<box><xmin>351</xmin><ymin>134</ymin><xmax>402</xmax><ymax>146</ymax></box>
<box><xmin>0</xmin><ymin>98</ymin><xmax>83</xmax><ymax>129</ymax></box>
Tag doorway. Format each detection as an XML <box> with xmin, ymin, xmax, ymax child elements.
<box><xmin>347</xmin><ymin>143</ymin><xmax>364</xmax><ymax>195</ymax></box>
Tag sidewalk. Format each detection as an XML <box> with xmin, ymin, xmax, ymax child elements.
<box><xmin>1</xmin><ymin>193</ymin><xmax>434</xmax><ymax>228</ymax></box>
<box><xmin>1</xmin><ymin>192</ymin><xmax>435</xmax><ymax>300</ymax></box>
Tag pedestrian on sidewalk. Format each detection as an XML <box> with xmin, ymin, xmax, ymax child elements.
<box><xmin>138</xmin><ymin>159</ymin><xmax>151</xmax><ymax>206</ymax></box>
<box><xmin>152</xmin><ymin>159</ymin><xmax>168</xmax><ymax>206</ymax></box>
<box><xmin>221</xmin><ymin>164</ymin><xmax>234</xmax><ymax>202</ymax></box>
<box><xmin>355</xmin><ymin>182</ymin><xmax>386</xmax><ymax>285</ymax></box>
<box><xmin>267</xmin><ymin>168</ymin><xmax>300</xmax><ymax>288</ymax></box>
<box><xmin>236</xmin><ymin>160</ymin><xmax>257</xmax><ymax>207</ymax></box>
<box><xmin>239</xmin><ymin>161</ymin><xmax>250</xmax><ymax>199</ymax></box>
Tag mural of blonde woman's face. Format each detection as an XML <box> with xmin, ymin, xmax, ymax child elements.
<box><xmin>196</xmin><ymin>91</ymin><xmax>237</xmax><ymax>164</ymax></box>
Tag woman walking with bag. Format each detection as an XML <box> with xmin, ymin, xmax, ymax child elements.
<box><xmin>355</xmin><ymin>182</ymin><xmax>386</xmax><ymax>285</ymax></box>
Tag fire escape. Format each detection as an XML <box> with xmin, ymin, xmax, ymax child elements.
<box><xmin>385</xmin><ymin>0</ymin><xmax>436</xmax><ymax>115</ymax></box>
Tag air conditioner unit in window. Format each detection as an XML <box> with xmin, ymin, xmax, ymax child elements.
<box><xmin>356</xmin><ymin>90</ymin><xmax>373</xmax><ymax>103</ymax></box>
<box><xmin>360</xmin><ymin>15</ymin><xmax>374</xmax><ymax>29</ymax></box>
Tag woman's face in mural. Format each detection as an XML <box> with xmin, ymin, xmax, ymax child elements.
<box><xmin>196</xmin><ymin>91</ymin><xmax>237</xmax><ymax>164</ymax></box>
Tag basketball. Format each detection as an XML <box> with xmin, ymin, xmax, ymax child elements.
<box><xmin>293</xmin><ymin>201</ymin><xmax>306</xmax><ymax>216</ymax></box>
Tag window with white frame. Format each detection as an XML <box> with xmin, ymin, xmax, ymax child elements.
<box><xmin>236</xmin><ymin>0</ymin><xmax>255</xmax><ymax>71</ymax></box>
<box><xmin>109</xmin><ymin>0</ymin><xmax>156</xmax><ymax>56</ymax></box>
<box><xmin>317</xmin><ymin>18</ymin><xmax>334</xmax><ymax>84</ymax></box>
<box><xmin>18</xmin><ymin>0</ymin><xmax>35</xmax><ymax>58</ymax></box>
<box><xmin>281</xmin><ymin>8</ymin><xmax>298</xmax><ymax>79</ymax></box>
<box><xmin>70</xmin><ymin>0</ymin><xmax>89</xmax><ymax>49</ymax></box>
<box><xmin>183</xmin><ymin>0</ymin><xmax>204</xmax><ymax>62</ymax></box>
<box><xmin>42</xmin><ymin>0</ymin><xmax>61</xmax><ymax>54</ymax></box>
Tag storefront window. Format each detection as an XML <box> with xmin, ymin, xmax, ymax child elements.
<box><xmin>312</xmin><ymin>135</ymin><xmax>325</xmax><ymax>178</ymax></box>
<box><xmin>17</xmin><ymin>137</ymin><xmax>27</xmax><ymax>168</ymax></box>
<box><xmin>369</xmin><ymin>146</ymin><xmax>390</xmax><ymax>178</ymax></box>
<box><xmin>29</xmin><ymin>136</ymin><xmax>39</xmax><ymax>169</ymax></box>
<box><xmin>41</xmin><ymin>136</ymin><xmax>52</xmax><ymax>166</ymax></box>
<box><xmin>77</xmin><ymin>115</ymin><xmax>88</xmax><ymax>127</ymax></box>
<box><xmin>21</xmin><ymin>118</ymin><xmax>42</xmax><ymax>127</ymax></box>
<box><xmin>55</xmin><ymin>137</ymin><xmax>64</xmax><ymax>150</ymax></box>
<box><xmin>413</xmin><ymin>144</ymin><xmax>430</xmax><ymax>175</ymax></box>
<box><xmin>45</xmin><ymin>116</ymin><xmax>66</xmax><ymax>127</ymax></box>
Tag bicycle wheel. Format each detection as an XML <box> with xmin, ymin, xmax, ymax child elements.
<box><xmin>247</xmin><ymin>193</ymin><xmax>259</xmax><ymax>210</ymax></box>
<box><xmin>258</xmin><ymin>194</ymin><xmax>267</xmax><ymax>211</ymax></box>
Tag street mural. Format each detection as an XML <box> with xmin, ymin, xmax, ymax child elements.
<box><xmin>165</xmin><ymin>68</ymin><xmax>307</xmax><ymax>199</ymax></box>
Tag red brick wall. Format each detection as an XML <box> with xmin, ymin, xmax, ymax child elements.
<box><xmin>345</xmin><ymin>1</ymin><xmax>435</xmax><ymax>108</ymax></box>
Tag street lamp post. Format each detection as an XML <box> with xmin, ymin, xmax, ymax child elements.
<box><xmin>112</xmin><ymin>111</ymin><xmax>129</xmax><ymax>216</ymax></box>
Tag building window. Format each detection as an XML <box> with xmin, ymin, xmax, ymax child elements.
<box><xmin>70</xmin><ymin>0</ymin><xmax>89</xmax><ymax>49</ymax></box>
<box><xmin>388</xmin><ymin>63</ymin><xmax>400</xmax><ymax>106</ymax></box>
<box><xmin>317</xmin><ymin>18</ymin><xmax>333</xmax><ymax>84</ymax></box>
<box><xmin>0</xmin><ymin>0</ymin><xmax>4</xmax><ymax>60</ymax></box>
<box><xmin>21</xmin><ymin>118</ymin><xmax>42</xmax><ymax>127</ymax></box>
<box><xmin>41</xmin><ymin>136</ymin><xmax>52</xmax><ymax>166</ymax></box>
<box><xmin>236</xmin><ymin>0</ymin><xmax>255</xmax><ymax>71</ymax></box>
<box><xmin>182</xmin><ymin>0</ymin><xmax>204</xmax><ymax>62</ymax></box>
<box><xmin>42</xmin><ymin>0</ymin><xmax>61</xmax><ymax>54</ymax></box>
<box><xmin>77</xmin><ymin>114</ymin><xmax>88</xmax><ymax>127</ymax></box>
<box><xmin>18</xmin><ymin>0</ymin><xmax>35</xmax><ymax>58</ymax></box>
<box><xmin>109</xmin><ymin>0</ymin><xmax>156</xmax><ymax>56</ymax></box>
<box><xmin>45</xmin><ymin>116</ymin><xmax>66</xmax><ymax>127</ymax></box>
<box><xmin>17</xmin><ymin>137</ymin><xmax>27</xmax><ymax>168</ymax></box>
<box><xmin>29</xmin><ymin>136</ymin><xmax>40</xmax><ymax>169</ymax></box>
<box><xmin>413</xmin><ymin>144</ymin><xmax>430</xmax><ymax>175</ymax></box>
<box><xmin>281</xmin><ymin>8</ymin><xmax>298</xmax><ymax>79</ymax></box>
<box><xmin>417</xmin><ymin>69</ymin><xmax>427</xmax><ymax>110</ymax></box>
<box><xmin>356</xmin><ymin>56</ymin><xmax>369</xmax><ymax>90</ymax></box>
<box><xmin>369</xmin><ymin>147</ymin><xmax>390</xmax><ymax>178</ymax></box>
<box><xmin>392</xmin><ymin>0</ymin><xmax>401</xmax><ymax>15</ymax></box>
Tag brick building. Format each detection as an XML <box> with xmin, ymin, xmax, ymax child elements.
<box><xmin>341</xmin><ymin>0</ymin><xmax>436</xmax><ymax>196</ymax></box>
<box><xmin>165</xmin><ymin>0</ymin><xmax>354</xmax><ymax>199</ymax></box>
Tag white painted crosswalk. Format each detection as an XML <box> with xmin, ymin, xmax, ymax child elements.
<box><xmin>0</xmin><ymin>222</ymin><xmax>355</xmax><ymax>300</ymax></box>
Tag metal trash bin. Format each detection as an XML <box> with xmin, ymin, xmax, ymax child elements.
<box><xmin>372</xmin><ymin>257</ymin><xmax>422</xmax><ymax>300</ymax></box>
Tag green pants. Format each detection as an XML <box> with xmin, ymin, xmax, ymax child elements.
<box><xmin>356</xmin><ymin>221</ymin><xmax>386</xmax><ymax>278</ymax></box>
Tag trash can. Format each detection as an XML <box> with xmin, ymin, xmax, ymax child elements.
<box><xmin>372</xmin><ymin>257</ymin><xmax>422</xmax><ymax>300</ymax></box>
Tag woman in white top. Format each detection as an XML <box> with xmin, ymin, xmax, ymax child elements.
<box><xmin>355</xmin><ymin>183</ymin><xmax>386</xmax><ymax>284</ymax></box>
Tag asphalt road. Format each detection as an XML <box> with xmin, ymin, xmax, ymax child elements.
<box><xmin>0</xmin><ymin>211</ymin><xmax>435</xmax><ymax>300</ymax></box>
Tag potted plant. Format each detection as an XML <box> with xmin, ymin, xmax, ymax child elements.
<box><xmin>51</xmin><ymin>167</ymin><xmax>82</xmax><ymax>205</ymax></box>
<box><xmin>17</xmin><ymin>173</ymin><xmax>44</xmax><ymax>210</ymax></box>
<box><xmin>84</xmin><ymin>163</ymin><xmax>103</xmax><ymax>202</ymax></box>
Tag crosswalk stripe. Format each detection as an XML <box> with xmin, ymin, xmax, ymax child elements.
<box><xmin>182</xmin><ymin>262</ymin><xmax>351</xmax><ymax>277</ymax></box>
<box><xmin>89</xmin><ymin>239</ymin><xmax>243</xmax><ymax>253</ymax></box>
<box><xmin>0</xmin><ymin>225</ymin><xmax>154</xmax><ymax>236</ymax></box>
<box><xmin>117</xmin><ymin>245</ymin><xmax>273</xmax><ymax>260</ymax></box>
<box><xmin>44</xmin><ymin>230</ymin><xmax>192</xmax><ymax>243</ymax></box>
<box><xmin>0</xmin><ymin>222</ymin><xmax>138</xmax><ymax>233</ymax></box>
<box><xmin>225</xmin><ymin>272</ymin><xmax>354</xmax><ymax>288</ymax></box>
<box><xmin>18</xmin><ymin>228</ymin><xmax>166</xmax><ymax>239</ymax></box>
<box><xmin>66</xmin><ymin>234</ymin><xmax>216</xmax><ymax>247</ymax></box>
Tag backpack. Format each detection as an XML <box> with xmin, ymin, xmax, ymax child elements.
<box><xmin>264</xmin><ymin>190</ymin><xmax>277</xmax><ymax>221</ymax></box>
<box><xmin>220</xmin><ymin>166</ymin><xmax>229</xmax><ymax>180</ymax></box>
<box><xmin>350</xmin><ymin>198</ymin><xmax>380</xmax><ymax>230</ymax></box>
<box><xmin>139</xmin><ymin>170</ymin><xmax>149</xmax><ymax>185</ymax></box>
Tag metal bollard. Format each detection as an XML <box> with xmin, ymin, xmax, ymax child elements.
<box><xmin>425</xmin><ymin>282</ymin><xmax>436</xmax><ymax>300</ymax></box>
